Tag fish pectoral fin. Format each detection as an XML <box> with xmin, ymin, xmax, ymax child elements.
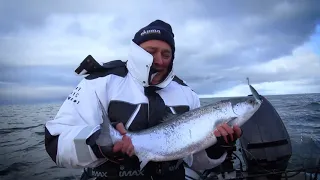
<box><xmin>136</xmin><ymin>154</ymin><xmax>150</xmax><ymax>170</ymax></box>
<box><xmin>183</xmin><ymin>154</ymin><xmax>193</xmax><ymax>167</ymax></box>
<box><xmin>191</xmin><ymin>150</ymin><xmax>227</xmax><ymax>170</ymax></box>
<box><xmin>202</xmin><ymin>152</ymin><xmax>228</xmax><ymax>170</ymax></box>
<box><xmin>139</xmin><ymin>159</ymin><xmax>149</xmax><ymax>170</ymax></box>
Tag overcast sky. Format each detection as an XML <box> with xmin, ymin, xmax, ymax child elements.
<box><xmin>1</xmin><ymin>0</ymin><xmax>320</xmax><ymax>104</ymax></box>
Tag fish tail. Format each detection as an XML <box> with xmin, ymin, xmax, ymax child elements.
<box><xmin>247</xmin><ymin>77</ymin><xmax>262</xmax><ymax>104</ymax></box>
<box><xmin>95</xmin><ymin>91</ymin><xmax>122</xmax><ymax>148</ymax></box>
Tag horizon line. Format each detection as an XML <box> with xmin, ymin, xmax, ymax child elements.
<box><xmin>198</xmin><ymin>92</ymin><xmax>320</xmax><ymax>98</ymax></box>
<box><xmin>1</xmin><ymin>92</ymin><xmax>319</xmax><ymax>106</ymax></box>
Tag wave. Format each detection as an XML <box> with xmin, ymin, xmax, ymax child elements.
<box><xmin>310</xmin><ymin>102</ymin><xmax>320</xmax><ymax>105</ymax></box>
<box><xmin>34</xmin><ymin>131</ymin><xmax>45</xmax><ymax>136</ymax></box>
<box><xmin>0</xmin><ymin>124</ymin><xmax>43</xmax><ymax>135</ymax></box>
<box><xmin>313</xmin><ymin>137</ymin><xmax>320</xmax><ymax>149</ymax></box>
<box><xmin>305</xmin><ymin>102</ymin><xmax>320</xmax><ymax>108</ymax></box>
<box><xmin>0</xmin><ymin>138</ymin><xmax>28</xmax><ymax>148</ymax></box>
<box><xmin>0</xmin><ymin>162</ymin><xmax>29</xmax><ymax>176</ymax></box>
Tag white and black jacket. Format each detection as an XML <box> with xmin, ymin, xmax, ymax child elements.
<box><xmin>44</xmin><ymin>41</ymin><xmax>226</xmax><ymax>170</ymax></box>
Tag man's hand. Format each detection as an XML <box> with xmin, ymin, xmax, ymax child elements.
<box><xmin>214</xmin><ymin>123</ymin><xmax>242</xmax><ymax>144</ymax></box>
<box><xmin>112</xmin><ymin>123</ymin><xmax>135</xmax><ymax>157</ymax></box>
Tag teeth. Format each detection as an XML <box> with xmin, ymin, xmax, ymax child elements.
<box><xmin>151</xmin><ymin>72</ymin><xmax>158</xmax><ymax>80</ymax></box>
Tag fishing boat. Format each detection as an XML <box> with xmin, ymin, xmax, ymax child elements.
<box><xmin>184</xmin><ymin>95</ymin><xmax>320</xmax><ymax>180</ymax></box>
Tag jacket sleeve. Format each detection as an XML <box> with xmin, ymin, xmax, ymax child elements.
<box><xmin>44</xmin><ymin>77</ymin><xmax>111</xmax><ymax>169</ymax></box>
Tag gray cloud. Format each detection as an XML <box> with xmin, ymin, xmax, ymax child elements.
<box><xmin>175</xmin><ymin>1</ymin><xmax>320</xmax><ymax>67</ymax></box>
<box><xmin>0</xmin><ymin>0</ymin><xmax>320</xmax><ymax>104</ymax></box>
<box><xmin>0</xmin><ymin>65</ymin><xmax>81</xmax><ymax>87</ymax></box>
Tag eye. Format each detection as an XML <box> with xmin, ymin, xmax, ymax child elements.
<box><xmin>162</xmin><ymin>53</ymin><xmax>171</xmax><ymax>59</ymax></box>
<box><xmin>147</xmin><ymin>50</ymin><xmax>155</xmax><ymax>55</ymax></box>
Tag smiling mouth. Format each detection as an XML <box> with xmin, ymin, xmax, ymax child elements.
<box><xmin>152</xmin><ymin>66</ymin><xmax>164</xmax><ymax>72</ymax></box>
<box><xmin>151</xmin><ymin>72</ymin><xmax>159</xmax><ymax>80</ymax></box>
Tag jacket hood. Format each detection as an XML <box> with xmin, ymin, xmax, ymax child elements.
<box><xmin>126</xmin><ymin>40</ymin><xmax>175</xmax><ymax>88</ymax></box>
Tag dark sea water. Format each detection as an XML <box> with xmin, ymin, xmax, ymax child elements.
<box><xmin>0</xmin><ymin>93</ymin><xmax>319</xmax><ymax>180</ymax></box>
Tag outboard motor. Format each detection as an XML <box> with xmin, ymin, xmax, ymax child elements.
<box><xmin>239</xmin><ymin>95</ymin><xmax>292</xmax><ymax>179</ymax></box>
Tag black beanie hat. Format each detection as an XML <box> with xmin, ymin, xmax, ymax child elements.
<box><xmin>132</xmin><ymin>20</ymin><xmax>175</xmax><ymax>58</ymax></box>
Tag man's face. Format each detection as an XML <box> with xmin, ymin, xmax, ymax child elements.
<box><xmin>139</xmin><ymin>40</ymin><xmax>173</xmax><ymax>85</ymax></box>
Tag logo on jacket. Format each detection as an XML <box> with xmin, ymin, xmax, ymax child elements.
<box><xmin>140</xmin><ymin>29</ymin><xmax>161</xmax><ymax>36</ymax></box>
<box><xmin>119</xmin><ymin>169</ymin><xmax>144</xmax><ymax>177</ymax></box>
<box><xmin>119</xmin><ymin>165</ymin><xmax>144</xmax><ymax>177</ymax></box>
<box><xmin>92</xmin><ymin>170</ymin><xmax>108</xmax><ymax>177</ymax></box>
<box><xmin>67</xmin><ymin>86</ymin><xmax>81</xmax><ymax>104</ymax></box>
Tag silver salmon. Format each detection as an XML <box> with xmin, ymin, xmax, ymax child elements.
<box><xmin>96</xmin><ymin>81</ymin><xmax>263</xmax><ymax>170</ymax></box>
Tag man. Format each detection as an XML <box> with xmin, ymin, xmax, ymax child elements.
<box><xmin>44</xmin><ymin>19</ymin><xmax>242</xmax><ymax>180</ymax></box>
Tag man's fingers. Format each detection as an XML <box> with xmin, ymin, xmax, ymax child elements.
<box><xmin>113</xmin><ymin>142</ymin><xmax>123</xmax><ymax>152</ymax></box>
<box><xmin>216</xmin><ymin>126</ymin><xmax>229</xmax><ymax>143</ymax></box>
<box><xmin>214</xmin><ymin>129</ymin><xmax>221</xmax><ymax>137</ymax></box>
<box><xmin>121</xmin><ymin>135</ymin><xmax>134</xmax><ymax>156</ymax></box>
<box><xmin>215</xmin><ymin>124</ymin><xmax>243</xmax><ymax>144</ymax></box>
<box><xmin>222</xmin><ymin>123</ymin><xmax>234</xmax><ymax>142</ymax></box>
<box><xmin>121</xmin><ymin>137</ymin><xmax>129</xmax><ymax>153</ymax></box>
<box><xmin>122</xmin><ymin>135</ymin><xmax>132</xmax><ymax>142</ymax></box>
<box><xmin>116</xmin><ymin>123</ymin><xmax>127</xmax><ymax>135</ymax></box>
<box><xmin>222</xmin><ymin>123</ymin><xmax>234</xmax><ymax>134</ymax></box>
<box><xmin>113</xmin><ymin>123</ymin><xmax>128</xmax><ymax>153</ymax></box>
<box><xmin>233</xmin><ymin>125</ymin><xmax>242</xmax><ymax>138</ymax></box>
<box><xmin>127</xmin><ymin>145</ymin><xmax>135</xmax><ymax>157</ymax></box>
<box><xmin>121</xmin><ymin>146</ymin><xmax>127</xmax><ymax>154</ymax></box>
<box><xmin>217</xmin><ymin>126</ymin><xmax>228</xmax><ymax>137</ymax></box>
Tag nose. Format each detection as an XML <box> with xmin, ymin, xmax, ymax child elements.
<box><xmin>153</xmin><ymin>52</ymin><xmax>163</xmax><ymax>66</ymax></box>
